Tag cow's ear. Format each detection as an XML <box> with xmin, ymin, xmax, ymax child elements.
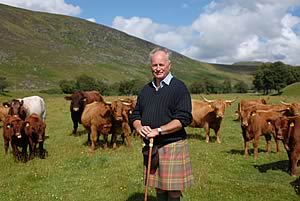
<box><xmin>23</xmin><ymin>121</ymin><xmax>30</xmax><ymax>127</ymax></box>
<box><xmin>83</xmin><ymin>98</ymin><xmax>87</xmax><ymax>102</ymax></box>
<box><xmin>64</xmin><ymin>96</ymin><xmax>72</xmax><ymax>101</ymax></box>
<box><xmin>266</xmin><ymin>119</ymin><xmax>273</xmax><ymax>125</ymax></box>
<box><xmin>3</xmin><ymin>102</ymin><xmax>10</xmax><ymax>107</ymax></box>
<box><xmin>6</xmin><ymin>123</ymin><xmax>11</xmax><ymax>129</ymax></box>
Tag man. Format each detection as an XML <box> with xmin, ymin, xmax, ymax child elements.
<box><xmin>129</xmin><ymin>47</ymin><xmax>193</xmax><ymax>201</ymax></box>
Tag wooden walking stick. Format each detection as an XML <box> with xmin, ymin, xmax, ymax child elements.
<box><xmin>144</xmin><ymin>138</ymin><xmax>154</xmax><ymax>201</ymax></box>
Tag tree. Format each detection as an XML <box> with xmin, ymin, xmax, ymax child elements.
<box><xmin>234</xmin><ymin>81</ymin><xmax>248</xmax><ymax>93</ymax></box>
<box><xmin>0</xmin><ymin>76</ymin><xmax>9</xmax><ymax>92</ymax></box>
<box><xmin>59</xmin><ymin>80</ymin><xmax>76</xmax><ymax>94</ymax></box>
<box><xmin>222</xmin><ymin>79</ymin><xmax>232</xmax><ymax>93</ymax></box>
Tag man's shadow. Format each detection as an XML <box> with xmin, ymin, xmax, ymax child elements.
<box><xmin>126</xmin><ymin>193</ymin><xmax>156</xmax><ymax>201</ymax></box>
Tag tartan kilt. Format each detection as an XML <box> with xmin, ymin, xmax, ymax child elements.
<box><xmin>143</xmin><ymin>139</ymin><xmax>193</xmax><ymax>191</ymax></box>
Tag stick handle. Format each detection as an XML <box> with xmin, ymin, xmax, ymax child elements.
<box><xmin>144</xmin><ymin>138</ymin><xmax>154</xmax><ymax>201</ymax></box>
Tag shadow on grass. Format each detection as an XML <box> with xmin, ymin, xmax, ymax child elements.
<box><xmin>126</xmin><ymin>193</ymin><xmax>156</xmax><ymax>201</ymax></box>
<box><xmin>68</xmin><ymin>130</ymin><xmax>87</xmax><ymax>137</ymax></box>
<box><xmin>187</xmin><ymin>133</ymin><xmax>219</xmax><ymax>143</ymax></box>
<box><xmin>290</xmin><ymin>177</ymin><xmax>300</xmax><ymax>196</ymax></box>
<box><xmin>227</xmin><ymin>148</ymin><xmax>268</xmax><ymax>156</ymax></box>
<box><xmin>253</xmin><ymin>160</ymin><xmax>289</xmax><ymax>173</ymax></box>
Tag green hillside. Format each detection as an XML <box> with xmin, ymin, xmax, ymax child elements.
<box><xmin>282</xmin><ymin>82</ymin><xmax>300</xmax><ymax>97</ymax></box>
<box><xmin>0</xmin><ymin>4</ymin><xmax>253</xmax><ymax>90</ymax></box>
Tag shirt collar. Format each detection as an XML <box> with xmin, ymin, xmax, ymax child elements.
<box><xmin>152</xmin><ymin>73</ymin><xmax>173</xmax><ymax>91</ymax></box>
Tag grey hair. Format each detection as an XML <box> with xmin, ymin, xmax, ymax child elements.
<box><xmin>149</xmin><ymin>47</ymin><xmax>171</xmax><ymax>63</ymax></box>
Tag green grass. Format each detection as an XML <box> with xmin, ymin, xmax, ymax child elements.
<box><xmin>0</xmin><ymin>92</ymin><xmax>299</xmax><ymax>201</ymax></box>
<box><xmin>282</xmin><ymin>82</ymin><xmax>300</xmax><ymax>97</ymax></box>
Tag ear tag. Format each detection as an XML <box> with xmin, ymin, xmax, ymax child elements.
<box><xmin>290</xmin><ymin>122</ymin><xmax>294</xmax><ymax>127</ymax></box>
<box><xmin>129</xmin><ymin>111</ymin><xmax>132</xmax><ymax>114</ymax></box>
<box><xmin>6</xmin><ymin>125</ymin><xmax>10</xmax><ymax>128</ymax></box>
<box><xmin>251</xmin><ymin>113</ymin><xmax>256</xmax><ymax>116</ymax></box>
<box><xmin>267</xmin><ymin>121</ymin><xmax>271</xmax><ymax>124</ymax></box>
<box><xmin>26</xmin><ymin>123</ymin><xmax>30</xmax><ymax>127</ymax></box>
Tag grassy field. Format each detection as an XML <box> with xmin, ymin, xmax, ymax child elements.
<box><xmin>0</xmin><ymin>92</ymin><xmax>299</xmax><ymax>201</ymax></box>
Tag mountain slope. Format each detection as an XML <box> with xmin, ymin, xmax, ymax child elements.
<box><xmin>0</xmin><ymin>4</ymin><xmax>253</xmax><ymax>90</ymax></box>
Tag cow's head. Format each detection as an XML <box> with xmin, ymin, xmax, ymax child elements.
<box><xmin>280</xmin><ymin>101</ymin><xmax>300</xmax><ymax>116</ymax></box>
<box><xmin>65</xmin><ymin>91</ymin><xmax>86</xmax><ymax>112</ymax></box>
<box><xmin>9</xmin><ymin>99</ymin><xmax>24</xmax><ymax>116</ymax></box>
<box><xmin>24</xmin><ymin>120</ymin><xmax>46</xmax><ymax>142</ymax></box>
<box><xmin>110</xmin><ymin>100</ymin><xmax>132</xmax><ymax>121</ymax></box>
<box><xmin>9</xmin><ymin>116</ymin><xmax>23</xmax><ymax>139</ymax></box>
<box><xmin>202</xmin><ymin>96</ymin><xmax>235</xmax><ymax>118</ymax></box>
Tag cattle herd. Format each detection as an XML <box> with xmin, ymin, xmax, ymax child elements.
<box><xmin>0</xmin><ymin>91</ymin><xmax>300</xmax><ymax>177</ymax></box>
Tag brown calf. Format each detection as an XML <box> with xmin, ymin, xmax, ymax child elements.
<box><xmin>23</xmin><ymin>113</ymin><xmax>46</xmax><ymax>159</ymax></box>
<box><xmin>81</xmin><ymin>101</ymin><xmax>112</xmax><ymax>153</ymax></box>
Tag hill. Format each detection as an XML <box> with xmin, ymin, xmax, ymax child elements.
<box><xmin>282</xmin><ymin>82</ymin><xmax>300</xmax><ymax>97</ymax></box>
<box><xmin>0</xmin><ymin>4</ymin><xmax>253</xmax><ymax>90</ymax></box>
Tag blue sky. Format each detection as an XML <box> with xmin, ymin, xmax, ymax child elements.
<box><xmin>1</xmin><ymin>0</ymin><xmax>300</xmax><ymax>65</ymax></box>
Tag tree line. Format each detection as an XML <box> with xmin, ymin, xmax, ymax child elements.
<box><xmin>0</xmin><ymin>61</ymin><xmax>299</xmax><ymax>95</ymax></box>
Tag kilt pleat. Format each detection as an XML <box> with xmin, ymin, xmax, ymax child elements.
<box><xmin>144</xmin><ymin>139</ymin><xmax>193</xmax><ymax>191</ymax></box>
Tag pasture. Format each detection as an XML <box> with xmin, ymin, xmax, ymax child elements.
<box><xmin>0</xmin><ymin>92</ymin><xmax>299</xmax><ymax>201</ymax></box>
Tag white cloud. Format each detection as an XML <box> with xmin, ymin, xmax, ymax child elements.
<box><xmin>87</xmin><ymin>18</ymin><xmax>96</xmax><ymax>23</ymax></box>
<box><xmin>0</xmin><ymin>0</ymin><xmax>81</xmax><ymax>16</ymax></box>
<box><xmin>112</xmin><ymin>0</ymin><xmax>300</xmax><ymax>65</ymax></box>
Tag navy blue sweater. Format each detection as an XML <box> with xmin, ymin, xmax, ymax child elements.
<box><xmin>129</xmin><ymin>77</ymin><xmax>192</xmax><ymax>145</ymax></box>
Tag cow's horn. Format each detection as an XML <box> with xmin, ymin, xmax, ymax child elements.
<box><xmin>280</xmin><ymin>101</ymin><xmax>291</xmax><ymax>106</ymax></box>
<box><xmin>225</xmin><ymin>97</ymin><xmax>237</xmax><ymax>103</ymax></box>
<box><xmin>201</xmin><ymin>96</ymin><xmax>215</xmax><ymax>103</ymax></box>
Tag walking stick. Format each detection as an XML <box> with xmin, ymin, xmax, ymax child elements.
<box><xmin>144</xmin><ymin>138</ymin><xmax>154</xmax><ymax>201</ymax></box>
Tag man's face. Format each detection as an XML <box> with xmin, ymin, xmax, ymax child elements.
<box><xmin>151</xmin><ymin>51</ymin><xmax>171</xmax><ymax>81</ymax></box>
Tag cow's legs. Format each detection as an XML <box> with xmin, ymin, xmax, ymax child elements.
<box><xmin>103</xmin><ymin>134</ymin><xmax>108</xmax><ymax>149</ymax></box>
<box><xmin>213</xmin><ymin>127</ymin><xmax>221</xmax><ymax>143</ymax></box>
<box><xmin>204</xmin><ymin>123</ymin><xmax>210</xmax><ymax>143</ymax></box>
<box><xmin>72</xmin><ymin>121</ymin><xmax>78</xmax><ymax>134</ymax></box>
<box><xmin>244</xmin><ymin>140</ymin><xmax>250</xmax><ymax>158</ymax></box>
<box><xmin>253</xmin><ymin>135</ymin><xmax>260</xmax><ymax>160</ymax></box>
<box><xmin>291</xmin><ymin>150</ymin><xmax>299</xmax><ymax>177</ymax></box>
<box><xmin>89</xmin><ymin>125</ymin><xmax>97</xmax><ymax>153</ymax></box>
<box><xmin>264</xmin><ymin>134</ymin><xmax>271</xmax><ymax>156</ymax></box>
<box><xmin>4</xmin><ymin>139</ymin><xmax>9</xmax><ymax>155</ymax></box>
<box><xmin>110</xmin><ymin>133</ymin><xmax>117</xmax><ymax>149</ymax></box>
<box><xmin>272</xmin><ymin>133</ymin><xmax>280</xmax><ymax>153</ymax></box>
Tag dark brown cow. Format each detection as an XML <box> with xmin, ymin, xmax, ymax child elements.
<box><xmin>64</xmin><ymin>91</ymin><xmax>104</xmax><ymax>134</ymax></box>
<box><xmin>109</xmin><ymin>100</ymin><xmax>132</xmax><ymax>148</ymax></box>
<box><xmin>81</xmin><ymin>101</ymin><xmax>112</xmax><ymax>153</ymax></box>
<box><xmin>189</xmin><ymin>97</ymin><xmax>235</xmax><ymax>143</ymax></box>
<box><xmin>23</xmin><ymin>113</ymin><xmax>46</xmax><ymax>159</ymax></box>
<box><xmin>244</xmin><ymin>111</ymin><xmax>282</xmax><ymax>159</ymax></box>
<box><xmin>270</xmin><ymin>116</ymin><xmax>300</xmax><ymax>176</ymax></box>
<box><xmin>3</xmin><ymin>115</ymin><xmax>28</xmax><ymax>162</ymax></box>
<box><xmin>8</xmin><ymin>99</ymin><xmax>27</xmax><ymax>120</ymax></box>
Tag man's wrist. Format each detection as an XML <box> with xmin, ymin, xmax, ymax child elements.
<box><xmin>158</xmin><ymin>127</ymin><xmax>162</xmax><ymax>136</ymax></box>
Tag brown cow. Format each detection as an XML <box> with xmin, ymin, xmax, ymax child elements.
<box><xmin>109</xmin><ymin>100</ymin><xmax>132</xmax><ymax>148</ymax></box>
<box><xmin>3</xmin><ymin>115</ymin><xmax>28</xmax><ymax>162</ymax></box>
<box><xmin>189</xmin><ymin>97</ymin><xmax>235</xmax><ymax>143</ymax></box>
<box><xmin>280</xmin><ymin>101</ymin><xmax>300</xmax><ymax>115</ymax></box>
<box><xmin>0</xmin><ymin>102</ymin><xmax>9</xmax><ymax>122</ymax></box>
<box><xmin>235</xmin><ymin>98</ymin><xmax>267</xmax><ymax>121</ymax></box>
<box><xmin>23</xmin><ymin>113</ymin><xmax>46</xmax><ymax>159</ymax></box>
<box><xmin>270</xmin><ymin>116</ymin><xmax>300</xmax><ymax>176</ymax></box>
<box><xmin>81</xmin><ymin>101</ymin><xmax>112</xmax><ymax>153</ymax></box>
<box><xmin>65</xmin><ymin>91</ymin><xmax>104</xmax><ymax>134</ymax></box>
<box><xmin>244</xmin><ymin>111</ymin><xmax>282</xmax><ymax>159</ymax></box>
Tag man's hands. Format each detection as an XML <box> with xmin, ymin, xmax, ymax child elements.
<box><xmin>137</xmin><ymin>126</ymin><xmax>159</xmax><ymax>139</ymax></box>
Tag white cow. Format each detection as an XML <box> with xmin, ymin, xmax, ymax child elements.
<box><xmin>20</xmin><ymin>96</ymin><xmax>46</xmax><ymax>121</ymax></box>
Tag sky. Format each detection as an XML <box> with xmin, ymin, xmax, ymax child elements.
<box><xmin>1</xmin><ymin>0</ymin><xmax>300</xmax><ymax>66</ymax></box>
